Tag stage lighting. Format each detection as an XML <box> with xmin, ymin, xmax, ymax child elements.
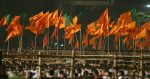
<box><xmin>146</xmin><ymin>4</ymin><xmax>150</xmax><ymax>8</ymax></box>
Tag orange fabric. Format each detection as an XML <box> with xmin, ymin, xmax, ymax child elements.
<box><xmin>75</xmin><ymin>40</ymin><xmax>79</xmax><ymax>49</ymax></box>
<box><xmin>5</xmin><ymin>16</ymin><xmax>22</xmax><ymax>42</ymax></box>
<box><xmin>87</xmin><ymin>22</ymin><xmax>97</xmax><ymax>35</ymax></box>
<box><xmin>136</xmin><ymin>29</ymin><xmax>149</xmax><ymax>40</ymax></box>
<box><xmin>96</xmin><ymin>8</ymin><xmax>110</xmax><ymax>36</ymax></box>
<box><xmin>123</xmin><ymin>36</ymin><xmax>129</xmax><ymax>45</ymax></box>
<box><xmin>82</xmin><ymin>34</ymin><xmax>88</xmax><ymax>48</ymax></box>
<box><xmin>0</xmin><ymin>16</ymin><xmax>7</xmax><ymax>26</ymax></box>
<box><xmin>64</xmin><ymin>16</ymin><xmax>81</xmax><ymax>45</ymax></box>
<box><xmin>43</xmin><ymin>34</ymin><xmax>48</xmax><ymax>48</ymax></box>
<box><xmin>89</xmin><ymin>37</ymin><xmax>96</xmax><ymax>48</ymax></box>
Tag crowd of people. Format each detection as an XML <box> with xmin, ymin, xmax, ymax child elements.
<box><xmin>1</xmin><ymin>60</ymin><xmax>150</xmax><ymax>79</ymax></box>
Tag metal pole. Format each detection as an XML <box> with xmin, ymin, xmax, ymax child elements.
<box><xmin>64</xmin><ymin>37</ymin><xmax>65</xmax><ymax>49</ymax></box>
<box><xmin>0</xmin><ymin>51</ymin><xmax>2</xmax><ymax>76</ymax></box>
<box><xmin>34</xmin><ymin>36</ymin><xmax>37</xmax><ymax>54</ymax></box>
<box><xmin>108</xmin><ymin>35</ymin><xmax>110</xmax><ymax>64</ymax></box>
<box><xmin>47</xmin><ymin>28</ymin><xmax>49</xmax><ymax>50</ymax></box>
<box><xmin>80</xmin><ymin>30</ymin><xmax>82</xmax><ymax>55</ymax></box>
<box><xmin>140</xmin><ymin>38</ymin><xmax>144</xmax><ymax>79</ymax></box>
<box><xmin>38</xmin><ymin>52</ymin><xmax>41</xmax><ymax>79</ymax></box>
<box><xmin>70</xmin><ymin>50</ymin><xmax>75</xmax><ymax>78</ymax></box>
<box><xmin>114</xmin><ymin>54</ymin><xmax>117</xmax><ymax>79</ymax></box>
<box><xmin>7</xmin><ymin>40</ymin><xmax>10</xmax><ymax>54</ymax></box>
<box><xmin>19</xmin><ymin>36</ymin><xmax>23</xmax><ymax>54</ymax></box>
<box><xmin>140</xmin><ymin>53</ymin><xmax>144</xmax><ymax>79</ymax></box>
<box><xmin>19</xmin><ymin>14</ymin><xmax>24</xmax><ymax>54</ymax></box>
<box><xmin>119</xmin><ymin>37</ymin><xmax>121</xmax><ymax>55</ymax></box>
<box><xmin>56</xmin><ymin>29</ymin><xmax>59</xmax><ymax>55</ymax></box>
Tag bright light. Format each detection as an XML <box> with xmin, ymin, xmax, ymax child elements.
<box><xmin>146</xmin><ymin>4</ymin><xmax>150</xmax><ymax>8</ymax></box>
<box><xmin>61</xmin><ymin>44</ymin><xmax>63</xmax><ymax>47</ymax></box>
<box><xmin>54</xmin><ymin>42</ymin><xmax>57</xmax><ymax>45</ymax></box>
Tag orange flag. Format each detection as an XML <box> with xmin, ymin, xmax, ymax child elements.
<box><xmin>0</xmin><ymin>16</ymin><xmax>7</xmax><ymax>26</ymax></box>
<box><xmin>143</xmin><ymin>40</ymin><xmax>150</xmax><ymax>48</ymax></box>
<box><xmin>89</xmin><ymin>37</ymin><xmax>96</xmax><ymax>49</ymax></box>
<box><xmin>136</xmin><ymin>29</ymin><xmax>149</xmax><ymax>40</ymax></box>
<box><xmin>141</xmin><ymin>21</ymin><xmax>150</xmax><ymax>31</ymax></box>
<box><xmin>75</xmin><ymin>40</ymin><xmax>79</xmax><ymax>49</ymax></box>
<box><xmin>108</xmin><ymin>25</ymin><xmax>118</xmax><ymax>35</ymax></box>
<box><xmin>29</xmin><ymin>12</ymin><xmax>43</xmax><ymax>22</ymax></box>
<box><xmin>5</xmin><ymin>16</ymin><xmax>22</xmax><ymax>42</ymax></box>
<box><xmin>82</xmin><ymin>34</ymin><xmax>88</xmax><ymax>48</ymax></box>
<box><xmin>123</xmin><ymin>36</ymin><xmax>129</xmax><ymax>45</ymax></box>
<box><xmin>98</xmin><ymin>38</ymin><xmax>102</xmax><ymax>49</ymax></box>
<box><xmin>117</xmin><ymin>11</ymin><xmax>132</xmax><ymax>26</ymax></box>
<box><xmin>50</xmin><ymin>11</ymin><xmax>63</xmax><ymax>39</ymax></box>
<box><xmin>125</xmin><ymin>21</ymin><xmax>136</xmax><ymax>31</ymax></box>
<box><xmin>96</xmin><ymin>8</ymin><xmax>110</xmax><ymax>36</ymax></box>
<box><xmin>25</xmin><ymin>12</ymin><xmax>44</xmax><ymax>36</ymax></box>
<box><xmin>68</xmin><ymin>34</ymin><xmax>74</xmax><ymax>45</ymax></box>
<box><xmin>43</xmin><ymin>34</ymin><xmax>48</xmax><ymax>49</ymax></box>
<box><xmin>87</xmin><ymin>22</ymin><xmax>97</xmax><ymax>35</ymax></box>
<box><xmin>64</xmin><ymin>16</ymin><xmax>81</xmax><ymax>45</ymax></box>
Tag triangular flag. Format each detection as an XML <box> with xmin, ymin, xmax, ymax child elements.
<box><xmin>75</xmin><ymin>40</ymin><xmax>79</xmax><ymax>49</ymax></box>
<box><xmin>43</xmin><ymin>34</ymin><xmax>48</xmax><ymax>49</ymax></box>
<box><xmin>0</xmin><ymin>14</ymin><xmax>11</xmax><ymax>27</ymax></box>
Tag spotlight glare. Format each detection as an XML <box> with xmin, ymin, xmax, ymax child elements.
<box><xmin>54</xmin><ymin>42</ymin><xmax>57</xmax><ymax>45</ymax></box>
<box><xmin>146</xmin><ymin>4</ymin><xmax>150</xmax><ymax>8</ymax></box>
<box><xmin>61</xmin><ymin>44</ymin><xmax>63</xmax><ymax>47</ymax></box>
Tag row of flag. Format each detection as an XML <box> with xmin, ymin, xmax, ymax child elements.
<box><xmin>0</xmin><ymin>8</ymin><xmax>149</xmax><ymax>50</ymax></box>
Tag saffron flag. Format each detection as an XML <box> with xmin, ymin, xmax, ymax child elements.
<box><xmin>0</xmin><ymin>14</ymin><xmax>11</xmax><ymax>27</ymax></box>
<box><xmin>5</xmin><ymin>16</ymin><xmax>22</xmax><ymax>42</ymax></box>
<box><xmin>0</xmin><ymin>16</ymin><xmax>7</xmax><ymax>26</ymax></box>
<box><xmin>43</xmin><ymin>34</ymin><xmax>48</xmax><ymax>49</ymax></box>
<box><xmin>89</xmin><ymin>37</ymin><xmax>96</xmax><ymax>49</ymax></box>
<box><xmin>86</xmin><ymin>22</ymin><xmax>97</xmax><ymax>35</ymax></box>
<box><xmin>75</xmin><ymin>40</ymin><xmax>79</xmax><ymax>49</ymax></box>
<box><xmin>82</xmin><ymin>34</ymin><xmax>88</xmax><ymax>48</ymax></box>
<box><xmin>136</xmin><ymin>29</ymin><xmax>149</xmax><ymax>40</ymax></box>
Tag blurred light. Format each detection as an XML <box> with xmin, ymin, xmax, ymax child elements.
<box><xmin>54</xmin><ymin>42</ymin><xmax>57</xmax><ymax>45</ymax></box>
<box><xmin>61</xmin><ymin>44</ymin><xmax>63</xmax><ymax>47</ymax></box>
<box><xmin>146</xmin><ymin>4</ymin><xmax>150</xmax><ymax>8</ymax></box>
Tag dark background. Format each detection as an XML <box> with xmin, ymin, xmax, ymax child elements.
<box><xmin>0</xmin><ymin>0</ymin><xmax>149</xmax><ymax>49</ymax></box>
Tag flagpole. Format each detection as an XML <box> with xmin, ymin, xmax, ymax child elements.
<box><xmin>107</xmin><ymin>28</ymin><xmax>110</xmax><ymax>64</ymax></box>
<box><xmin>34</xmin><ymin>36</ymin><xmax>37</xmax><ymax>53</ymax></box>
<box><xmin>47</xmin><ymin>28</ymin><xmax>49</xmax><ymax>50</ymax></box>
<box><xmin>119</xmin><ymin>36</ymin><xmax>121</xmax><ymax>55</ymax></box>
<box><xmin>20</xmin><ymin>30</ymin><xmax>23</xmax><ymax>54</ymax></box>
<box><xmin>64</xmin><ymin>37</ymin><xmax>65</xmax><ymax>49</ymax></box>
<box><xmin>132</xmin><ymin>29</ymin><xmax>135</xmax><ymax>65</ymax></box>
<box><xmin>19</xmin><ymin>14</ymin><xmax>25</xmax><ymax>54</ymax></box>
<box><xmin>140</xmin><ymin>37</ymin><xmax>143</xmax><ymax>79</ymax></box>
<box><xmin>75</xmin><ymin>33</ymin><xmax>78</xmax><ymax>51</ymax></box>
<box><xmin>7</xmin><ymin>40</ymin><xmax>10</xmax><ymax>54</ymax></box>
<box><xmin>79</xmin><ymin>30</ymin><xmax>82</xmax><ymax>55</ymax></box>
<box><xmin>107</xmin><ymin>36</ymin><xmax>110</xmax><ymax>63</ymax></box>
<box><xmin>57</xmin><ymin>31</ymin><xmax>58</xmax><ymax>55</ymax></box>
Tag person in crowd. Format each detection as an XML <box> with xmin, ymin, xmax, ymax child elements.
<box><xmin>57</xmin><ymin>70</ymin><xmax>66</xmax><ymax>78</ymax></box>
<box><xmin>46</xmin><ymin>69</ymin><xmax>55</xmax><ymax>78</ymax></box>
<box><xmin>118</xmin><ymin>71</ymin><xmax>125</xmax><ymax>79</ymax></box>
<box><xmin>0</xmin><ymin>70</ymin><xmax>9</xmax><ymax>79</ymax></box>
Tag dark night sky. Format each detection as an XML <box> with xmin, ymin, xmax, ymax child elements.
<box><xmin>0</xmin><ymin>0</ymin><xmax>149</xmax><ymax>49</ymax></box>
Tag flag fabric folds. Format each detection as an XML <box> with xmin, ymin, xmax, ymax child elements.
<box><xmin>5</xmin><ymin>16</ymin><xmax>22</xmax><ymax>42</ymax></box>
<box><xmin>1</xmin><ymin>8</ymin><xmax>150</xmax><ymax>50</ymax></box>
<box><xmin>0</xmin><ymin>14</ymin><xmax>11</xmax><ymax>27</ymax></box>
